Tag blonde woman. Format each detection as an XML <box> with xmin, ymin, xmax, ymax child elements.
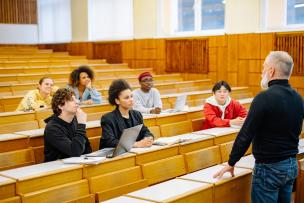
<box><xmin>16</xmin><ymin>77</ymin><xmax>58</xmax><ymax>111</ymax></box>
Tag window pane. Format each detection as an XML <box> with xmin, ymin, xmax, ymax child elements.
<box><xmin>287</xmin><ymin>0</ymin><xmax>304</xmax><ymax>24</ymax></box>
<box><xmin>178</xmin><ymin>0</ymin><xmax>195</xmax><ymax>31</ymax></box>
<box><xmin>201</xmin><ymin>0</ymin><xmax>225</xmax><ymax>30</ymax></box>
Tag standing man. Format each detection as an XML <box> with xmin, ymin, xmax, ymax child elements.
<box><xmin>214</xmin><ymin>51</ymin><xmax>304</xmax><ymax>203</ymax></box>
<box><xmin>44</xmin><ymin>88</ymin><xmax>92</xmax><ymax>162</ymax></box>
<box><xmin>133</xmin><ymin>72</ymin><xmax>163</xmax><ymax>114</ymax></box>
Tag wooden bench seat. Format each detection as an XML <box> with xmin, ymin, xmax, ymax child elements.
<box><xmin>159</xmin><ymin>120</ymin><xmax>193</xmax><ymax>137</ymax></box>
<box><xmin>0</xmin><ymin>176</ymin><xmax>20</xmax><ymax>203</ymax></box>
<box><xmin>0</xmin><ymin>148</ymin><xmax>35</xmax><ymax>171</ymax></box>
<box><xmin>140</xmin><ymin>155</ymin><xmax>186</xmax><ymax>185</ymax></box>
<box><xmin>0</xmin><ymin>134</ymin><xmax>29</xmax><ymax>153</ymax></box>
<box><xmin>127</xmin><ymin>179</ymin><xmax>213</xmax><ymax>203</ymax></box>
<box><xmin>178</xmin><ymin>165</ymin><xmax>252</xmax><ymax>203</ymax></box>
<box><xmin>20</xmin><ymin>179</ymin><xmax>93</xmax><ymax>203</ymax></box>
<box><xmin>183</xmin><ymin>146</ymin><xmax>222</xmax><ymax>173</ymax></box>
<box><xmin>0</xmin><ymin>160</ymin><xmax>83</xmax><ymax>194</ymax></box>
<box><xmin>89</xmin><ymin>166</ymin><xmax>148</xmax><ymax>201</ymax></box>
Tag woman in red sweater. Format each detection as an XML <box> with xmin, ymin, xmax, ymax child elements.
<box><xmin>203</xmin><ymin>81</ymin><xmax>248</xmax><ymax>129</ymax></box>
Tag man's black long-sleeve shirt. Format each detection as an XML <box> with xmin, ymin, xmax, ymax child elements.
<box><xmin>44</xmin><ymin>115</ymin><xmax>92</xmax><ymax>162</ymax></box>
<box><xmin>229</xmin><ymin>79</ymin><xmax>304</xmax><ymax>166</ymax></box>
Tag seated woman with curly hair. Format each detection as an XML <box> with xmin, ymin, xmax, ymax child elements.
<box><xmin>99</xmin><ymin>79</ymin><xmax>154</xmax><ymax>149</ymax></box>
<box><xmin>68</xmin><ymin>66</ymin><xmax>102</xmax><ymax>105</ymax></box>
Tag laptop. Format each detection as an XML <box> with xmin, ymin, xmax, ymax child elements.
<box><xmin>86</xmin><ymin>124</ymin><xmax>143</xmax><ymax>158</ymax></box>
<box><xmin>162</xmin><ymin>94</ymin><xmax>187</xmax><ymax>113</ymax></box>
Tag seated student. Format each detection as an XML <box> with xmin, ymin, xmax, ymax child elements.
<box><xmin>44</xmin><ymin>88</ymin><xmax>92</xmax><ymax>162</ymax></box>
<box><xmin>99</xmin><ymin>79</ymin><xmax>154</xmax><ymax>149</ymax></box>
<box><xmin>133</xmin><ymin>72</ymin><xmax>162</xmax><ymax>114</ymax></box>
<box><xmin>203</xmin><ymin>81</ymin><xmax>247</xmax><ymax>129</ymax></box>
<box><xmin>68</xmin><ymin>66</ymin><xmax>102</xmax><ymax>105</ymax></box>
<box><xmin>16</xmin><ymin>77</ymin><xmax>58</xmax><ymax>111</ymax></box>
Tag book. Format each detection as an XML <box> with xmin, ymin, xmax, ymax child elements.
<box><xmin>62</xmin><ymin>156</ymin><xmax>106</xmax><ymax>165</ymax></box>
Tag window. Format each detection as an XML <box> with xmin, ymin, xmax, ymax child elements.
<box><xmin>177</xmin><ymin>0</ymin><xmax>195</xmax><ymax>31</ymax></box>
<box><xmin>262</xmin><ymin>0</ymin><xmax>304</xmax><ymax>31</ymax></box>
<box><xmin>287</xmin><ymin>0</ymin><xmax>304</xmax><ymax>25</ymax></box>
<box><xmin>37</xmin><ymin>0</ymin><xmax>72</xmax><ymax>43</ymax></box>
<box><xmin>201</xmin><ymin>0</ymin><xmax>225</xmax><ymax>30</ymax></box>
<box><xmin>174</xmin><ymin>0</ymin><xmax>225</xmax><ymax>33</ymax></box>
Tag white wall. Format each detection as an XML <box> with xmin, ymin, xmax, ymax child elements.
<box><xmin>225</xmin><ymin>0</ymin><xmax>261</xmax><ymax>34</ymax></box>
<box><xmin>71</xmin><ymin>0</ymin><xmax>89</xmax><ymax>42</ymax></box>
<box><xmin>0</xmin><ymin>24</ymin><xmax>38</xmax><ymax>44</ymax></box>
<box><xmin>133</xmin><ymin>0</ymin><xmax>157</xmax><ymax>39</ymax></box>
<box><xmin>37</xmin><ymin>0</ymin><xmax>72</xmax><ymax>43</ymax></box>
<box><xmin>88</xmin><ymin>0</ymin><xmax>133</xmax><ymax>41</ymax></box>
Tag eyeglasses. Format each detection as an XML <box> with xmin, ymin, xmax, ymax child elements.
<box><xmin>141</xmin><ymin>79</ymin><xmax>153</xmax><ymax>83</ymax></box>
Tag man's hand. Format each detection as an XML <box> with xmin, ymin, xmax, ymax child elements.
<box><xmin>133</xmin><ymin>136</ymin><xmax>154</xmax><ymax>148</ymax></box>
<box><xmin>230</xmin><ymin>117</ymin><xmax>245</xmax><ymax>126</ymax></box>
<box><xmin>76</xmin><ymin>108</ymin><xmax>87</xmax><ymax>124</ymax></box>
<box><xmin>150</xmin><ymin>107</ymin><xmax>161</xmax><ymax>114</ymax></box>
<box><xmin>213</xmin><ymin>165</ymin><xmax>235</xmax><ymax>179</ymax></box>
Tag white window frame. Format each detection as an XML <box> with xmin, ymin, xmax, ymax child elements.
<box><xmin>168</xmin><ymin>0</ymin><xmax>225</xmax><ymax>37</ymax></box>
<box><xmin>262</xmin><ymin>0</ymin><xmax>304</xmax><ymax>32</ymax></box>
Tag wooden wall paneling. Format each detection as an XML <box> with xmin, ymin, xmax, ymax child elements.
<box><xmin>181</xmin><ymin>39</ymin><xmax>193</xmax><ymax>72</ymax></box>
<box><xmin>216</xmin><ymin>47</ymin><xmax>227</xmax><ymax>81</ymax></box>
<box><xmin>155</xmin><ymin>39</ymin><xmax>166</xmax><ymax>59</ymax></box>
<box><xmin>44</xmin><ymin>44</ymin><xmax>68</xmax><ymax>53</ymax></box>
<box><xmin>289</xmin><ymin>76</ymin><xmax>304</xmax><ymax>89</ymax></box>
<box><xmin>209</xmin><ymin>35</ymin><xmax>227</xmax><ymax>47</ymax></box>
<box><xmin>207</xmin><ymin>72</ymin><xmax>217</xmax><ymax>83</ymax></box>
<box><xmin>248</xmin><ymin>73</ymin><xmax>261</xmax><ymax>86</ymax></box>
<box><xmin>93</xmin><ymin>42</ymin><xmax>122</xmax><ymax>63</ymax></box>
<box><xmin>260</xmin><ymin>33</ymin><xmax>275</xmax><ymax>59</ymax></box>
<box><xmin>121</xmin><ymin>41</ymin><xmax>135</xmax><ymax>60</ymax></box>
<box><xmin>67</xmin><ymin>43</ymin><xmax>93</xmax><ymax>59</ymax></box>
<box><xmin>166</xmin><ymin>39</ymin><xmax>208</xmax><ymax>73</ymax></box>
<box><xmin>237</xmin><ymin>60</ymin><xmax>250</xmax><ymax>86</ymax></box>
<box><xmin>227</xmin><ymin>73</ymin><xmax>237</xmax><ymax>86</ymax></box>
<box><xmin>208</xmin><ymin>47</ymin><xmax>217</xmax><ymax>72</ymax></box>
<box><xmin>121</xmin><ymin>40</ymin><xmax>135</xmax><ymax>68</ymax></box>
<box><xmin>29</xmin><ymin>0</ymin><xmax>37</xmax><ymax>24</ymax></box>
<box><xmin>166</xmin><ymin>40</ymin><xmax>181</xmax><ymax>72</ymax></box>
<box><xmin>122</xmin><ymin>59</ymin><xmax>134</xmax><ymax>68</ymax></box>
<box><xmin>248</xmin><ymin>60</ymin><xmax>261</xmax><ymax>73</ymax></box>
<box><xmin>0</xmin><ymin>0</ymin><xmax>37</xmax><ymax>24</ymax></box>
<box><xmin>134</xmin><ymin>39</ymin><xmax>157</xmax><ymax>60</ymax></box>
<box><xmin>250</xmin><ymin>87</ymin><xmax>262</xmax><ymax>96</ymax></box>
<box><xmin>227</xmin><ymin>35</ymin><xmax>238</xmax><ymax>72</ymax></box>
<box><xmin>192</xmin><ymin>39</ymin><xmax>208</xmax><ymax>73</ymax></box>
<box><xmin>275</xmin><ymin>33</ymin><xmax>304</xmax><ymax>76</ymax></box>
<box><xmin>181</xmin><ymin>73</ymin><xmax>209</xmax><ymax>80</ymax></box>
<box><xmin>155</xmin><ymin>60</ymin><xmax>166</xmax><ymax>74</ymax></box>
<box><xmin>238</xmin><ymin>34</ymin><xmax>261</xmax><ymax>59</ymax></box>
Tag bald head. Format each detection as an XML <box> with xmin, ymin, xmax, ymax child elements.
<box><xmin>265</xmin><ymin>51</ymin><xmax>294</xmax><ymax>79</ymax></box>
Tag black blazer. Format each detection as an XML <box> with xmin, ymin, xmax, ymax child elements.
<box><xmin>99</xmin><ymin>108</ymin><xmax>153</xmax><ymax>149</ymax></box>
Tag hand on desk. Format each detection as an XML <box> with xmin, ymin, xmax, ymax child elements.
<box><xmin>213</xmin><ymin>165</ymin><xmax>235</xmax><ymax>179</ymax></box>
<box><xmin>150</xmin><ymin>107</ymin><xmax>161</xmax><ymax>114</ymax></box>
<box><xmin>230</xmin><ymin>117</ymin><xmax>245</xmax><ymax>126</ymax></box>
<box><xmin>133</xmin><ymin>136</ymin><xmax>154</xmax><ymax>148</ymax></box>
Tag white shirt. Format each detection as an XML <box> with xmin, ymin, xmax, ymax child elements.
<box><xmin>133</xmin><ymin>88</ymin><xmax>163</xmax><ymax>114</ymax></box>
